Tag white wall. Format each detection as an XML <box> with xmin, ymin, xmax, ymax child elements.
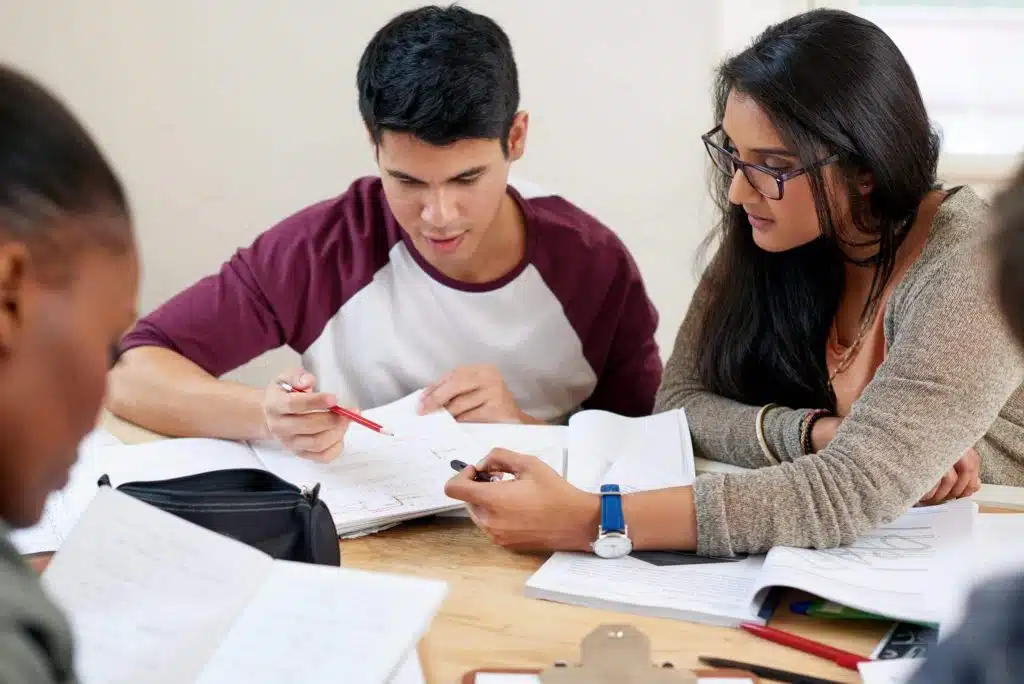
<box><xmin>0</xmin><ymin>0</ymin><xmax>719</xmax><ymax>387</ymax></box>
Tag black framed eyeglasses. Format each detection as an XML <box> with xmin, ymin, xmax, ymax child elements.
<box><xmin>701</xmin><ymin>125</ymin><xmax>839</xmax><ymax>201</ymax></box>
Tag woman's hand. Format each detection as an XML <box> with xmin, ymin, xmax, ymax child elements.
<box><xmin>918</xmin><ymin>447</ymin><xmax>982</xmax><ymax>506</ymax></box>
<box><xmin>443</xmin><ymin>449</ymin><xmax>600</xmax><ymax>551</ymax></box>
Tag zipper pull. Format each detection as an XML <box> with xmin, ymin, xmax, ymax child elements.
<box><xmin>302</xmin><ymin>483</ymin><xmax>322</xmax><ymax>504</ymax></box>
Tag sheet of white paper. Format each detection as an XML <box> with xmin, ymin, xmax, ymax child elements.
<box><xmin>56</xmin><ymin>437</ymin><xmax>265</xmax><ymax>544</ymax></box>
<box><xmin>754</xmin><ymin>501</ymin><xmax>976</xmax><ymax>626</ymax></box>
<box><xmin>10</xmin><ymin>428</ymin><xmax>124</xmax><ymax>555</ymax></box>
<box><xmin>940</xmin><ymin>512</ymin><xmax>1024</xmax><ymax>637</ymax></box>
<box><xmin>857</xmin><ymin>659</ymin><xmax>922</xmax><ymax>684</ymax></box>
<box><xmin>599</xmin><ymin>409</ymin><xmax>695</xmax><ymax>492</ymax></box>
<box><xmin>525</xmin><ymin>551</ymin><xmax>766</xmax><ymax>627</ymax></box>
<box><xmin>388</xmin><ymin>653</ymin><xmax>426</xmax><ymax>684</ymax></box>
<box><xmin>462</xmin><ymin>423</ymin><xmax>567</xmax><ymax>474</ymax></box>
<box><xmin>42</xmin><ymin>489</ymin><xmax>271</xmax><ymax>684</ymax></box>
<box><xmin>195</xmin><ymin>561</ymin><xmax>446</xmax><ymax>684</ymax></box>
<box><xmin>251</xmin><ymin>390</ymin><xmax>489</xmax><ymax>533</ymax></box>
<box><xmin>566</xmin><ymin>409</ymin><xmax>694</xmax><ymax>492</ymax></box>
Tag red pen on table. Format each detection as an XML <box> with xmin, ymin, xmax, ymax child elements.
<box><xmin>277</xmin><ymin>381</ymin><xmax>393</xmax><ymax>436</ymax></box>
<box><xmin>740</xmin><ymin>623</ymin><xmax>869</xmax><ymax>672</ymax></box>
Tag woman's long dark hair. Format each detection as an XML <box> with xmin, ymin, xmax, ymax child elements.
<box><xmin>696</xmin><ymin>9</ymin><xmax>940</xmax><ymax>411</ymax></box>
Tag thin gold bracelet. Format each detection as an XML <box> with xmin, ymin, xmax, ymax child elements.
<box><xmin>756</xmin><ymin>403</ymin><xmax>781</xmax><ymax>464</ymax></box>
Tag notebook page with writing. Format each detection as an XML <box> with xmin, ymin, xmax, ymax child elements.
<box><xmin>524</xmin><ymin>552</ymin><xmax>767</xmax><ymax>627</ymax></box>
<box><xmin>251</xmin><ymin>390</ymin><xmax>489</xmax><ymax>534</ymax></box>
<box><xmin>565</xmin><ymin>409</ymin><xmax>693</xmax><ymax>492</ymax></box>
<box><xmin>751</xmin><ymin>501</ymin><xmax>976</xmax><ymax>626</ymax></box>
<box><xmin>194</xmin><ymin>561</ymin><xmax>446</xmax><ymax>684</ymax></box>
<box><xmin>42</xmin><ymin>488</ymin><xmax>272</xmax><ymax>684</ymax></box>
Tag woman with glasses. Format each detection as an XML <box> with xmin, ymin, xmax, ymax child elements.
<box><xmin>443</xmin><ymin>9</ymin><xmax>1024</xmax><ymax>557</ymax></box>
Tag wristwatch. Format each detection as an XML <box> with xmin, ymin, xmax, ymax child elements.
<box><xmin>591</xmin><ymin>484</ymin><xmax>632</xmax><ymax>559</ymax></box>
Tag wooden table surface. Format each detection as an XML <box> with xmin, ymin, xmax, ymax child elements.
<box><xmin>96</xmin><ymin>411</ymin><xmax>986</xmax><ymax>684</ymax></box>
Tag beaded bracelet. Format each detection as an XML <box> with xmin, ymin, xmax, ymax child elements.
<box><xmin>800</xmin><ymin>409</ymin><xmax>832</xmax><ymax>454</ymax></box>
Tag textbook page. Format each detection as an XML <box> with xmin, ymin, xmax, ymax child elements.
<box><xmin>195</xmin><ymin>561</ymin><xmax>446</xmax><ymax>684</ymax></box>
<box><xmin>251</xmin><ymin>390</ymin><xmax>490</xmax><ymax>534</ymax></box>
<box><xmin>751</xmin><ymin>501</ymin><xmax>976</xmax><ymax>626</ymax></box>
<box><xmin>524</xmin><ymin>551</ymin><xmax>767</xmax><ymax>627</ymax></box>
<box><xmin>10</xmin><ymin>427</ymin><xmax>123</xmax><ymax>555</ymax></box>
<box><xmin>565</xmin><ymin>409</ymin><xmax>694</xmax><ymax>492</ymax></box>
<box><xmin>43</xmin><ymin>488</ymin><xmax>271</xmax><ymax>684</ymax></box>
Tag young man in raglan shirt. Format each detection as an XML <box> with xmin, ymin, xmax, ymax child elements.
<box><xmin>107</xmin><ymin>5</ymin><xmax>662</xmax><ymax>462</ymax></box>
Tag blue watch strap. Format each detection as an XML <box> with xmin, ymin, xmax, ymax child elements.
<box><xmin>599</xmin><ymin>484</ymin><xmax>626</xmax><ymax>534</ymax></box>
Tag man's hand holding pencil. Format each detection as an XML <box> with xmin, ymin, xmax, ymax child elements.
<box><xmin>262</xmin><ymin>370</ymin><xmax>356</xmax><ymax>463</ymax></box>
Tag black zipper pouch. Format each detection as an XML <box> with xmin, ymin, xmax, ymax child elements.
<box><xmin>97</xmin><ymin>468</ymin><xmax>340</xmax><ymax>566</ymax></box>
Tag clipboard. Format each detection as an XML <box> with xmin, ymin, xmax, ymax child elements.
<box><xmin>460</xmin><ymin>624</ymin><xmax>759</xmax><ymax>684</ymax></box>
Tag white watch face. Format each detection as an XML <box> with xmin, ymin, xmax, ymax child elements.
<box><xmin>593</xmin><ymin>533</ymin><xmax>632</xmax><ymax>559</ymax></box>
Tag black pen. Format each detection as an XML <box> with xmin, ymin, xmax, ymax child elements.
<box><xmin>450</xmin><ymin>459</ymin><xmax>499</xmax><ymax>482</ymax></box>
<box><xmin>698</xmin><ymin>657</ymin><xmax>845</xmax><ymax>684</ymax></box>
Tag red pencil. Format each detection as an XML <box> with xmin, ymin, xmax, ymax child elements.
<box><xmin>278</xmin><ymin>381</ymin><xmax>393</xmax><ymax>436</ymax></box>
<box><xmin>740</xmin><ymin>623</ymin><xmax>869</xmax><ymax>671</ymax></box>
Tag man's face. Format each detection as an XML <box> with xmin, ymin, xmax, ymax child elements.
<box><xmin>376</xmin><ymin>114</ymin><xmax>527</xmax><ymax>278</ymax></box>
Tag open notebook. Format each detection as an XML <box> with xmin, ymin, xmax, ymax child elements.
<box><xmin>525</xmin><ymin>500</ymin><xmax>975</xmax><ymax>628</ymax></box>
<box><xmin>465</xmin><ymin>408</ymin><xmax>696</xmax><ymax>491</ymax></box>
<box><xmin>43</xmin><ymin>487</ymin><xmax>448</xmax><ymax>684</ymax></box>
<box><xmin>15</xmin><ymin>391</ymin><xmax>488</xmax><ymax>553</ymax></box>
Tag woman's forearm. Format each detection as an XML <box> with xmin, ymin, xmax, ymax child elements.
<box><xmin>623</xmin><ymin>487</ymin><xmax>699</xmax><ymax>551</ymax></box>
<box><xmin>566</xmin><ymin>487</ymin><xmax>699</xmax><ymax>552</ymax></box>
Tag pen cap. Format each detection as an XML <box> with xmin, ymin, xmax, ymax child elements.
<box><xmin>539</xmin><ymin>624</ymin><xmax>696</xmax><ymax>684</ymax></box>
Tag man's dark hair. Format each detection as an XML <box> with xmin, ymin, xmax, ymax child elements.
<box><xmin>994</xmin><ymin>162</ymin><xmax>1024</xmax><ymax>347</ymax></box>
<box><xmin>357</xmin><ymin>4</ymin><xmax>520</xmax><ymax>153</ymax></box>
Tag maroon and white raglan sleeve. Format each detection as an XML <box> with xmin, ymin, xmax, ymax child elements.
<box><xmin>528</xmin><ymin>197</ymin><xmax>663</xmax><ymax>417</ymax></box>
<box><xmin>119</xmin><ymin>178</ymin><xmax>396</xmax><ymax>378</ymax></box>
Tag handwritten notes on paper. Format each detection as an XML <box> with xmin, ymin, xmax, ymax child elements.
<box><xmin>43</xmin><ymin>489</ymin><xmax>271</xmax><ymax>684</ymax></box>
<box><xmin>43</xmin><ymin>488</ymin><xmax>447</xmax><ymax>684</ymax></box>
<box><xmin>250</xmin><ymin>390</ymin><xmax>490</xmax><ymax>535</ymax></box>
